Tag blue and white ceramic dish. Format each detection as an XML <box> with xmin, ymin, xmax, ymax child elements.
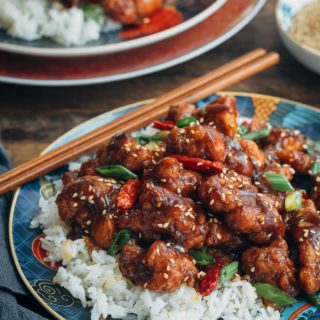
<box><xmin>0</xmin><ymin>0</ymin><xmax>226</xmax><ymax>57</ymax></box>
<box><xmin>10</xmin><ymin>92</ymin><xmax>320</xmax><ymax>320</ymax></box>
<box><xmin>276</xmin><ymin>0</ymin><xmax>320</xmax><ymax>75</ymax></box>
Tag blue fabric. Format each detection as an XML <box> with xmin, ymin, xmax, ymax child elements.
<box><xmin>0</xmin><ymin>146</ymin><xmax>51</xmax><ymax>320</ymax></box>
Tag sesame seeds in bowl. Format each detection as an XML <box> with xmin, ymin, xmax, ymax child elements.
<box><xmin>276</xmin><ymin>0</ymin><xmax>320</xmax><ymax>75</ymax></box>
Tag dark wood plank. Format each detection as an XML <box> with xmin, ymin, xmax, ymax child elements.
<box><xmin>0</xmin><ymin>0</ymin><xmax>319</xmax><ymax>166</ymax></box>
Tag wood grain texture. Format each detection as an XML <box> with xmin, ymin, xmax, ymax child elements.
<box><xmin>0</xmin><ymin>0</ymin><xmax>319</xmax><ymax>167</ymax></box>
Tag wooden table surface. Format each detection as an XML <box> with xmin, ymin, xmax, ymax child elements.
<box><xmin>0</xmin><ymin>0</ymin><xmax>319</xmax><ymax>167</ymax></box>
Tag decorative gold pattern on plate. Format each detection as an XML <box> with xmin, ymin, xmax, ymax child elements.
<box><xmin>251</xmin><ymin>96</ymin><xmax>279</xmax><ymax>128</ymax></box>
<box><xmin>32</xmin><ymin>279</ymin><xmax>81</xmax><ymax>307</ymax></box>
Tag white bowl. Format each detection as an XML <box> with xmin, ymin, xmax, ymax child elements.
<box><xmin>276</xmin><ymin>0</ymin><xmax>320</xmax><ymax>75</ymax></box>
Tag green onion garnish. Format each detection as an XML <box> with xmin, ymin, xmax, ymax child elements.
<box><xmin>305</xmin><ymin>292</ymin><xmax>320</xmax><ymax>309</ymax></box>
<box><xmin>265</xmin><ymin>173</ymin><xmax>295</xmax><ymax>192</ymax></box>
<box><xmin>107</xmin><ymin>230</ymin><xmax>131</xmax><ymax>256</ymax></box>
<box><xmin>135</xmin><ymin>131</ymin><xmax>170</xmax><ymax>145</ymax></box>
<box><xmin>219</xmin><ymin>261</ymin><xmax>239</xmax><ymax>286</ymax></box>
<box><xmin>242</xmin><ymin>127</ymin><xmax>271</xmax><ymax>140</ymax></box>
<box><xmin>238</xmin><ymin>125</ymin><xmax>249</xmax><ymax>136</ymax></box>
<box><xmin>305</xmin><ymin>138</ymin><xmax>320</xmax><ymax>156</ymax></box>
<box><xmin>254</xmin><ymin>283</ymin><xmax>297</xmax><ymax>307</ymax></box>
<box><xmin>97</xmin><ymin>165</ymin><xmax>137</xmax><ymax>181</ymax></box>
<box><xmin>190</xmin><ymin>245</ymin><xmax>213</xmax><ymax>267</ymax></box>
<box><xmin>311</xmin><ymin>160</ymin><xmax>320</xmax><ymax>175</ymax></box>
<box><xmin>176</xmin><ymin>116</ymin><xmax>198</xmax><ymax>128</ymax></box>
<box><xmin>80</xmin><ymin>3</ymin><xmax>104</xmax><ymax>23</ymax></box>
<box><xmin>285</xmin><ymin>191</ymin><xmax>302</xmax><ymax>212</ymax></box>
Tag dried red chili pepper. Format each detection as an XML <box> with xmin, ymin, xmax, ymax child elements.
<box><xmin>171</xmin><ymin>155</ymin><xmax>224</xmax><ymax>174</ymax></box>
<box><xmin>294</xmin><ymin>188</ymin><xmax>308</xmax><ymax>200</ymax></box>
<box><xmin>116</xmin><ymin>180</ymin><xmax>142</xmax><ymax>211</ymax></box>
<box><xmin>199</xmin><ymin>257</ymin><xmax>224</xmax><ymax>297</ymax></box>
<box><xmin>153</xmin><ymin>120</ymin><xmax>175</xmax><ymax>131</ymax></box>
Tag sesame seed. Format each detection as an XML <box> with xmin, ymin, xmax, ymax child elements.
<box><xmin>170</xmin><ymin>258</ymin><xmax>175</xmax><ymax>264</ymax></box>
<box><xmin>208</xmin><ymin>187</ymin><xmax>213</xmax><ymax>193</ymax></box>
<box><xmin>299</xmin><ymin>238</ymin><xmax>304</xmax><ymax>242</ymax></box>
<box><xmin>251</xmin><ymin>267</ymin><xmax>255</xmax><ymax>272</ymax></box>
<box><xmin>164</xmin><ymin>273</ymin><xmax>169</xmax><ymax>279</ymax></box>
<box><xmin>86</xmin><ymin>220</ymin><xmax>92</xmax><ymax>226</ymax></box>
<box><xmin>217</xmin><ymin>233</ymin><xmax>222</xmax><ymax>240</ymax></box>
<box><xmin>197</xmin><ymin>162</ymin><xmax>203</xmax><ymax>166</ymax></box>
<box><xmin>177</xmin><ymin>188</ymin><xmax>182</xmax><ymax>194</ymax></box>
<box><xmin>166</xmin><ymin>242</ymin><xmax>171</xmax><ymax>246</ymax></box>
<box><xmin>132</xmin><ymin>154</ymin><xmax>138</xmax><ymax>158</ymax></box>
<box><xmin>163</xmin><ymin>222</ymin><xmax>169</xmax><ymax>228</ymax></box>
<box><xmin>72</xmin><ymin>202</ymin><xmax>78</xmax><ymax>208</ymax></box>
<box><xmin>72</xmin><ymin>193</ymin><xmax>78</xmax><ymax>198</ymax></box>
<box><xmin>186</xmin><ymin>138</ymin><xmax>190</xmax><ymax>143</ymax></box>
<box><xmin>161</xmin><ymin>178</ymin><xmax>167</xmax><ymax>183</ymax></box>
<box><xmin>192</xmin><ymin>225</ymin><xmax>196</xmax><ymax>231</ymax></box>
<box><xmin>144</xmin><ymin>282</ymin><xmax>148</xmax><ymax>288</ymax></box>
<box><xmin>210</xmin><ymin>199</ymin><xmax>215</xmax><ymax>205</ymax></box>
<box><xmin>167</xmin><ymin>265</ymin><xmax>171</xmax><ymax>271</ymax></box>
<box><xmin>84</xmin><ymin>230</ymin><xmax>89</xmax><ymax>234</ymax></box>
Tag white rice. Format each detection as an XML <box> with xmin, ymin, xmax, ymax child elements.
<box><xmin>0</xmin><ymin>0</ymin><xmax>121</xmax><ymax>45</ymax></box>
<box><xmin>30</xmin><ymin>173</ymin><xmax>281</xmax><ymax>320</ymax></box>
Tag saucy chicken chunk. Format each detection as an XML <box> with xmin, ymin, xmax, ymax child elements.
<box><xmin>242</xmin><ymin>238</ymin><xmax>299</xmax><ymax>296</ymax></box>
<box><xmin>199</xmin><ymin>170</ymin><xmax>284</xmax><ymax>243</ymax></box>
<box><xmin>196</xmin><ymin>96</ymin><xmax>239</xmax><ymax>137</ymax></box>
<box><xmin>119</xmin><ymin>240</ymin><xmax>198</xmax><ymax>292</ymax></box>
<box><xmin>206</xmin><ymin>216</ymin><xmax>245</xmax><ymax>250</ymax></box>
<box><xmin>150</xmin><ymin>157</ymin><xmax>202</xmax><ymax>198</ymax></box>
<box><xmin>119</xmin><ymin>181</ymin><xmax>208</xmax><ymax>249</ymax></box>
<box><xmin>105</xmin><ymin>0</ymin><xmax>163</xmax><ymax>25</ymax></box>
<box><xmin>166</xmin><ymin>125</ymin><xmax>264</xmax><ymax>176</ymax></box>
<box><xmin>263</xmin><ymin>127</ymin><xmax>315</xmax><ymax>174</ymax></box>
<box><xmin>56</xmin><ymin>175</ymin><xmax>121</xmax><ymax>229</ymax></box>
<box><xmin>292</xmin><ymin>200</ymin><xmax>320</xmax><ymax>294</ymax></box>
<box><xmin>167</xmin><ymin>103</ymin><xmax>196</xmax><ymax>122</ymax></box>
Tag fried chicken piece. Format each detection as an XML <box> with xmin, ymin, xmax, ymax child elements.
<box><xmin>90</xmin><ymin>215</ymin><xmax>117</xmax><ymax>249</ymax></box>
<box><xmin>150</xmin><ymin>157</ymin><xmax>202</xmax><ymax>198</ymax></box>
<box><xmin>167</xmin><ymin>103</ymin><xmax>196</xmax><ymax>122</ymax></box>
<box><xmin>119</xmin><ymin>181</ymin><xmax>208</xmax><ymax>249</ymax></box>
<box><xmin>166</xmin><ymin>125</ymin><xmax>264</xmax><ymax>176</ymax></box>
<box><xmin>199</xmin><ymin>170</ymin><xmax>284</xmax><ymax>244</ymax></box>
<box><xmin>292</xmin><ymin>200</ymin><xmax>320</xmax><ymax>294</ymax></box>
<box><xmin>105</xmin><ymin>0</ymin><xmax>163</xmax><ymax>25</ymax></box>
<box><xmin>79</xmin><ymin>133</ymin><xmax>164</xmax><ymax>175</ymax></box>
<box><xmin>206</xmin><ymin>216</ymin><xmax>245</xmax><ymax>250</ymax></box>
<box><xmin>242</xmin><ymin>238</ymin><xmax>299</xmax><ymax>296</ymax></box>
<box><xmin>119</xmin><ymin>241</ymin><xmax>198</xmax><ymax>292</ymax></box>
<box><xmin>56</xmin><ymin>176</ymin><xmax>121</xmax><ymax>229</ymax></box>
<box><xmin>119</xmin><ymin>241</ymin><xmax>153</xmax><ymax>286</ymax></box>
<box><xmin>263</xmin><ymin>127</ymin><xmax>315</xmax><ymax>174</ymax></box>
<box><xmin>196</xmin><ymin>96</ymin><xmax>239</xmax><ymax>137</ymax></box>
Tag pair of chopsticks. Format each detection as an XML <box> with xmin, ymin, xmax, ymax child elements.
<box><xmin>0</xmin><ymin>49</ymin><xmax>279</xmax><ymax>195</ymax></box>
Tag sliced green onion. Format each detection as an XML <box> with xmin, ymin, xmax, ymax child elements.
<box><xmin>311</xmin><ymin>160</ymin><xmax>320</xmax><ymax>175</ymax></box>
<box><xmin>190</xmin><ymin>245</ymin><xmax>213</xmax><ymax>267</ymax></box>
<box><xmin>238</xmin><ymin>125</ymin><xmax>249</xmax><ymax>136</ymax></box>
<box><xmin>97</xmin><ymin>165</ymin><xmax>137</xmax><ymax>181</ymax></box>
<box><xmin>285</xmin><ymin>191</ymin><xmax>302</xmax><ymax>212</ymax></box>
<box><xmin>305</xmin><ymin>292</ymin><xmax>320</xmax><ymax>309</ymax></box>
<box><xmin>135</xmin><ymin>131</ymin><xmax>170</xmax><ymax>145</ymax></box>
<box><xmin>80</xmin><ymin>3</ymin><xmax>104</xmax><ymax>23</ymax></box>
<box><xmin>305</xmin><ymin>138</ymin><xmax>320</xmax><ymax>156</ymax></box>
<box><xmin>176</xmin><ymin>116</ymin><xmax>198</xmax><ymax>128</ymax></box>
<box><xmin>254</xmin><ymin>283</ymin><xmax>297</xmax><ymax>307</ymax></box>
<box><xmin>219</xmin><ymin>261</ymin><xmax>239</xmax><ymax>286</ymax></box>
<box><xmin>265</xmin><ymin>173</ymin><xmax>295</xmax><ymax>192</ymax></box>
<box><xmin>107</xmin><ymin>230</ymin><xmax>131</xmax><ymax>256</ymax></box>
<box><xmin>242</xmin><ymin>127</ymin><xmax>271</xmax><ymax>141</ymax></box>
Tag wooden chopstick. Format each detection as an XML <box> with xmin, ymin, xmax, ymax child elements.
<box><xmin>0</xmin><ymin>48</ymin><xmax>266</xmax><ymax>187</ymax></box>
<box><xmin>0</xmin><ymin>50</ymin><xmax>279</xmax><ymax>195</ymax></box>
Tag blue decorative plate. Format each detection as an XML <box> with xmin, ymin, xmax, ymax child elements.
<box><xmin>0</xmin><ymin>0</ymin><xmax>226</xmax><ymax>57</ymax></box>
<box><xmin>9</xmin><ymin>92</ymin><xmax>320</xmax><ymax>320</ymax></box>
